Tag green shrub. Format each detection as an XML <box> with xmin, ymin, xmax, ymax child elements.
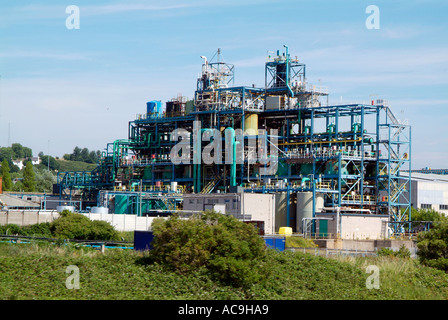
<box><xmin>396</xmin><ymin>245</ymin><xmax>412</xmax><ymax>259</ymax></box>
<box><xmin>377</xmin><ymin>247</ymin><xmax>396</xmax><ymax>257</ymax></box>
<box><xmin>90</xmin><ymin>220</ymin><xmax>119</xmax><ymax>241</ymax></box>
<box><xmin>50</xmin><ymin>210</ymin><xmax>119</xmax><ymax>241</ymax></box>
<box><xmin>148</xmin><ymin>210</ymin><xmax>268</xmax><ymax>288</ymax></box>
<box><xmin>0</xmin><ymin>211</ymin><xmax>118</xmax><ymax>241</ymax></box>
<box><xmin>377</xmin><ymin>245</ymin><xmax>411</xmax><ymax>259</ymax></box>
<box><xmin>410</xmin><ymin>208</ymin><xmax>447</xmax><ymax>222</ymax></box>
<box><xmin>50</xmin><ymin>211</ymin><xmax>92</xmax><ymax>240</ymax></box>
<box><xmin>118</xmin><ymin>231</ymin><xmax>134</xmax><ymax>242</ymax></box>
<box><xmin>21</xmin><ymin>223</ymin><xmax>53</xmax><ymax>238</ymax></box>
<box><xmin>0</xmin><ymin>223</ymin><xmax>52</xmax><ymax>237</ymax></box>
<box><xmin>0</xmin><ymin>224</ymin><xmax>22</xmax><ymax>235</ymax></box>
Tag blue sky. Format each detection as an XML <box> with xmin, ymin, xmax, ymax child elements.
<box><xmin>0</xmin><ymin>0</ymin><xmax>447</xmax><ymax>169</ymax></box>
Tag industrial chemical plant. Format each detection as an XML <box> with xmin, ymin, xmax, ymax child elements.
<box><xmin>55</xmin><ymin>46</ymin><xmax>412</xmax><ymax>239</ymax></box>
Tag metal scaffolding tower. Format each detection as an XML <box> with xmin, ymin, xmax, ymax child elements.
<box><xmin>56</xmin><ymin>47</ymin><xmax>411</xmax><ymax>236</ymax></box>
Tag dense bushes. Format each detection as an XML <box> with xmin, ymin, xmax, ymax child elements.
<box><xmin>410</xmin><ymin>207</ymin><xmax>447</xmax><ymax>222</ymax></box>
<box><xmin>148</xmin><ymin>210</ymin><xmax>268</xmax><ymax>287</ymax></box>
<box><xmin>49</xmin><ymin>210</ymin><xmax>117</xmax><ymax>240</ymax></box>
<box><xmin>0</xmin><ymin>210</ymin><xmax>119</xmax><ymax>241</ymax></box>
<box><xmin>377</xmin><ymin>244</ymin><xmax>411</xmax><ymax>259</ymax></box>
<box><xmin>417</xmin><ymin>222</ymin><xmax>448</xmax><ymax>271</ymax></box>
<box><xmin>0</xmin><ymin>222</ymin><xmax>53</xmax><ymax>238</ymax></box>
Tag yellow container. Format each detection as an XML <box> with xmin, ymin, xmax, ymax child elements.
<box><xmin>279</xmin><ymin>227</ymin><xmax>292</xmax><ymax>235</ymax></box>
<box><xmin>244</xmin><ymin>113</ymin><xmax>258</xmax><ymax>135</ymax></box>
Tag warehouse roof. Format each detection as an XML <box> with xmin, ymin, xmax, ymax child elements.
<box><xmin>401</xmin><ymin>172</ymin><xmax>448</xmax><ymax>183</ymax></box>
<box><xmin>0</xmin><ymin>193</ymin><xmax>40</xmax><ymax>209</ymax></box>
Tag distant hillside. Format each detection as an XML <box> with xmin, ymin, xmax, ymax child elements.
<box><xmin>56</xmin><ymin>159</ymin><xmax>97</xmax><ymax>172</ymax></box>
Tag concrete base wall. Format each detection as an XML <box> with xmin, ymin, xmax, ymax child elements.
<box><xmin>0</xmin><ymin>210</ymin><xmax>60</xmax><ymax>226</ymax></box>
<box><xmin>0</xmin><ymin>210</ymin><xmax>156</xmax><ymax>232</ymax></box>
<box><xmin>314</xmin><ymin>238</ymin><xmax>417</xmax><ymax>251</ymax></box>
<box><xmin>83</xmin><ymin>212</ymin><xmax>156</xmax><ymax>232</ymax></box>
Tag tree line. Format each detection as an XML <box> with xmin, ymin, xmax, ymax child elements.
<box><xmin>0</xmin><ymin>143</ymin><xmax>33</xmax><ymax>173</ymax></box>
<box><xmin>1</xmin><ymin>159</ymin><xmax>36</xmax><ymax>192</ymax></box>
<box><xmin>62</xmin><ymin>146</ymin><xmax>102</xmax><ymax>164</ymax></box>
<box><xmin>0</xmin><ymin>144</ymin><xmax>101</xmax><ymax>193</ymax></box>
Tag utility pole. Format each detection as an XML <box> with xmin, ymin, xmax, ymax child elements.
<box><xmin>48</xmin><ymin>140</ymin><xmax>50</xmax><ymax>171</ymax></box>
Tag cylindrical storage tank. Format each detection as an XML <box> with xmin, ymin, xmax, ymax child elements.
<box><xmin>274</xmin><ymin>192</ymin><xmax>287</xmax><ymax>230</ymax></box>
<box><xmin>244</xmin><ymin>113</ymin><xmax>258</xmax><ymax>135</ymax></box>
<box><xmin>147</xmin><ymin>101</ymin><xmax>156</xmax><ymax>114</ymax></box>
<box><xmin>315</xmin><ymin>193</ymin><xmax>324</xmax><ymax>212</ymax></box>
<box><xmin>91</xmin><ymin>207</ymin><xmax>109</xmax><ymax>214</ymax></box>
<box><xmin>156</xmin><ymin>100</ymin><xmax>162</xmax><ymax>115</ymax></box>
<box><xmin>147</xmin><ymin>100</ymin><xmax>162</xmax><ymax>118</ymax></box>
<box><xmin>170</xmin><ymin>181</ymin><xmax>178</xmax><ymax>192</ymax></box>
<box><xmin>296</xmin><ymin>192</ymin><xmax>324</xmax><ymax>233</ymax></box>
<box><xmin>296</xmin><ymin>192</ymin><xmax>313</xmax><ymax>233</ymax></box>
<box><xmin>57</xmin><ymin>205</ymin><xmax>75</xmax><ymax>213</ymax></box>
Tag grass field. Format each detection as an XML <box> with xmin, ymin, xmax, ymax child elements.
<box><xmin>1</xmin><ymin>242</ymin><xmax>447</xmax><ymax>300</ymax></box>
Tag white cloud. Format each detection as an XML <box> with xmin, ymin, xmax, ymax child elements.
<box><xmin>82</xmin><ymin>3</ymin><xmax>192</xmax><ymax>16</ymax></box>
<box><xmin>0</xmin><ymin>2</ymin><xmax>191</xmax><ymax>25</ymax></box>
<box><xmin>292</xmin><ymin>45</ymin><xmax>448</xmax><ymax>95</ymax></box>
<box><xmin>1</xmin><ymin>0</ymin><xmax>284</xmax><ymax>24</ymax></box>
<box><xmin>0</xmin><ymin>51</ymin><xmax>93</xmax><ymax>61</ymax></box>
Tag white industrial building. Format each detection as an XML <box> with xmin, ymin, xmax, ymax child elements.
<box><xmin>182</xmin><ymin>192</ymin><xmax>390</xmax><ymax>239</ymax></box>
<box><xmin>410</xmin><ymin>172</ymin><xmax>448</xmax><ymax>215</ymax></box>
<box><xmin>183</xmin><ymin>193</ymin><xmax>276</xmax><ymax>234</ymax></box>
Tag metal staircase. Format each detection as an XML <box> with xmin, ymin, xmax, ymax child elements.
<box><xmin>201</xmin><ymin>174</ymin><xmax>222</xmax><ymax>194</ymax></box>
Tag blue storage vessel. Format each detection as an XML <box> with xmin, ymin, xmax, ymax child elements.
<box><xmin>146</xmin><ymin>100</ymin><xmax>162</xmax><ymax>118</ymax></box>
